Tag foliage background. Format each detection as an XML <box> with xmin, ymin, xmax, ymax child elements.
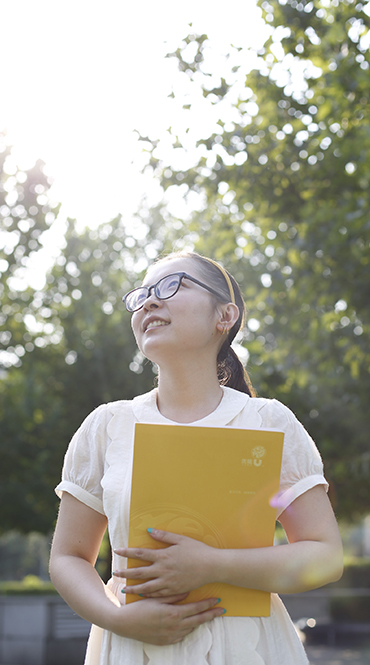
<box><xmin>1</xmin><ymin>0</ymin><xmax>369</xmax><ymax>542</ymax></box>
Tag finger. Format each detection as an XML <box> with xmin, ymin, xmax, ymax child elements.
<box><xmin>147</xmin><ymin>528</ymin><xmax>183</xmax><ymax>545</ymax></box>
<box><xmin>114</xmin><ymin>547</ymin><xmax>158</xmax><ymax>562</ymax></box>
<box><xmin>179</xmin><ymin>597</ymin><xmax>224</xmax><ymax>619</ymax></box>
<box><xmin>122</xmin><ymin>583</ymin><xmax>168</xmax><ymax>596</ymax></box>
<box><xmin>184</xmin><ymin>604</ymin><xmax>226</xmax><ymax>628</ymax></box>
<box><xmin>112</xmin><ymin>569</ymin><xmax>126</xmax><ymax>578</ymax></box>
<box><xmin>181</xmin><ymin>599</ymin><xmax>226</xmax><ymax>629</ymax></box>
<box><xmin>122</xmin><ymin>591</ymin><xmax>190</xmax><ymax>603</ymax></box>
<box><xmin>114</xmin><ymin>566</ymin><xmax>154</xmax><ymax>580</ymax></box>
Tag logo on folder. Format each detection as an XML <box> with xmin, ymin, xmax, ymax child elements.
<box><xmin>242</xmin><ymin>445</ymin><xmax>266</xmax><ymax>468</ymax></box>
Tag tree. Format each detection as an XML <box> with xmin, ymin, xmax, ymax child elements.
<box><xmin>0</xmin><ymin>137</ymin><xmax>155</xmax><ymax>532</ymax></box>
<box><xmin>0</xmin><ymin>132</ymin><xmax>60</xmax><ymax>367</ymax></box>
<box><xmin>1</xmin><ymin>0</ymin><xmax>370</xmax><ymax>527</ymax></box>
<box><xmin>134</xmin><ymin>0</ymin><xmax>370</xmax><ymax>519</ymax></box>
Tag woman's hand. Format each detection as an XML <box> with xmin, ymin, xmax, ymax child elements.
<box><xmin>114</xmin><ymin>487</ymin><xmax>343</xmax><ymax>598</ymax></box>
<box><xmin>114</xmin><ymin>594</ymin><xmax>225</xmax><ymax>645</ymax></box>
<box><xmin>50</xmin><ymin>496</ymin><xmax>225</xmax><ymax>645</ymax></box>
<box><xmin>114</xmin><ymin>529</ymin><xmax>215</xmax><ymax>597</ymax></box>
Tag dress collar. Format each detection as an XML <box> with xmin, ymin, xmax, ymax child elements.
<box><xmin>131</xmin><ymin>386</ymin><xmax>250</xmax><ymax>427</ymax></box>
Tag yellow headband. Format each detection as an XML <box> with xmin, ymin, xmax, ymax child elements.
<box><xmin>203</xmin><ymin>258</ymin><xmax>235</xmax><ymax>305</ymax></box>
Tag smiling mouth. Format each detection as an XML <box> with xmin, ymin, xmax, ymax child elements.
<box><xmin>145</xmin><ymin>320</ymin><xmax>170</xmax><ymax>332</ymax></box>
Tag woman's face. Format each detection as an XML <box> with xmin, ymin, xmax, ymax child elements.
<box><xmin>131</xmin><ymin>258</ymin><xmax>222</xmax><ymax>364</ymax></box>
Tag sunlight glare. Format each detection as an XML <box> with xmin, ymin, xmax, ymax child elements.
<box><xmin>0</xmin><ymin>0</ymin><xmax>266</xmax><ymax>285</ymax></box>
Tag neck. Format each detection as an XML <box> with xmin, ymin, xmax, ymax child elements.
<box><xmin>156</xmin><ymin>358</ymin><xmax>223</xmax><ymax>423</ymax></box>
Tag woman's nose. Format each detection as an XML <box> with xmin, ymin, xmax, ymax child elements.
<box><xmin>143</xmin><ymin>292</ymin><xmax>161</xmax><ymax>310</ymax></box>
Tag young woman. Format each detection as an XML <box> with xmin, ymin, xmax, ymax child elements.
<box><xmin>49</xmin><ymin>252</ymin><xmax>343</xmax><ymax>665</ymax></box>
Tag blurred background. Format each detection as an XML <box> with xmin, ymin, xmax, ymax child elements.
<box><xmin>0</xmin><ymin>0</ymin><xmax>369</xmax><ymax>663</ymax></box>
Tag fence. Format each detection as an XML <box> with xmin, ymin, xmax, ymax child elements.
<box><xmin>1</xmin><ymin>589</ymin><xmax>369</xmax><ymax>663</ymax></box>
<box><xmin>0</xmin><ymin>595</ymin><xmax>89</xmax><ymax>665</ymax></box>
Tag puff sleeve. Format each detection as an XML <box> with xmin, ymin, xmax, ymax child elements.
<box><xmin>259</xmin><ymin>399</ymin><xmax>328</xmax><ymax>518</ymax></box>
<box><xmin>55</xmin><ymin>404</ymin><xmax>108</xmax><ymax>515</ymax></box>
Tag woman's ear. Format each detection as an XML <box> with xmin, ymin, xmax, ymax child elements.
<box><xmin>216</xmin><ymin>303</ymin><xmax>239</xmax><ymax>333</ymax></box>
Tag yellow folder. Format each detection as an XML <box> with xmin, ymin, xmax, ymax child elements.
<box><xmin>127</xmin><ymin>423</ymin><xmax>284</xmax><ymax>616</ymax></box>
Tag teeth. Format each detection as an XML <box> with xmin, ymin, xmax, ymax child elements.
<box><xmin>145</xmin><ymin>320</ymin><xmax>169</xmax><ymax>331</ymax></box>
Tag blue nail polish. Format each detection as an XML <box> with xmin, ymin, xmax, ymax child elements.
<box><xmin>147</xmin><ymin>528</ymin><xmax>154</xmax><ymax>533</ymax></box>
<box><xmin>121</xmin><ymin>589</ymin><xmax>126</xmax><ymax>594</ymax></box>
<box><xmin>222</xmin><ymin>609</ymin><xmax>227</xmax><ymax>615</ymax></box>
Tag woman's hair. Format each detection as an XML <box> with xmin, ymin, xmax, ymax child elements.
<box><xmin>154</xmin><ymin>252</ymin><xmax>256</xmax><ymax>397</ymax></box>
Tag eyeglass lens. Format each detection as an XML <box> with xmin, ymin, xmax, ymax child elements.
<box><xmin>125</xmin><ymin>274</ymin><xmax>182</xmax><ymax>311</ymax></box>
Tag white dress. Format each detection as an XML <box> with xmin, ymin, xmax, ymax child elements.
<box><xmin>55</xmin><ymin>387</ymin><xmax>328</xmax><ymax>665</ymax></box>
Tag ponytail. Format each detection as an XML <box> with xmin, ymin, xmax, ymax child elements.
<box><xmin>217</xmin><ymin>341</ymin><xmax>256</xmax><ymax>396</ymax></box>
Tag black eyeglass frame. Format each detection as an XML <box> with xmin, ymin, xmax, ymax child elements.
<box><xmin>122</xmin><ymin>271</ymin><xmax>229</xmax><ymax>312</ymax></box>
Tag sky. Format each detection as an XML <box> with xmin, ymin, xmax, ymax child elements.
<box><xmin>0</xmin><ymin>0</ymin><xmax>268</xmax><ymax>229</ymax></box>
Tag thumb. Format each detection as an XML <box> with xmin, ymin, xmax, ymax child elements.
<box><xmin>147</xmin><ymin>528</ymin><xmax>181</xmax><ymax>545</ymax></box>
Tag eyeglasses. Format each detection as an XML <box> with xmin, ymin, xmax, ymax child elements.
<box><xmin>123</xmin><ymin>272</ymin><xmax>228</xmax><ymax>313</ymax></box>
